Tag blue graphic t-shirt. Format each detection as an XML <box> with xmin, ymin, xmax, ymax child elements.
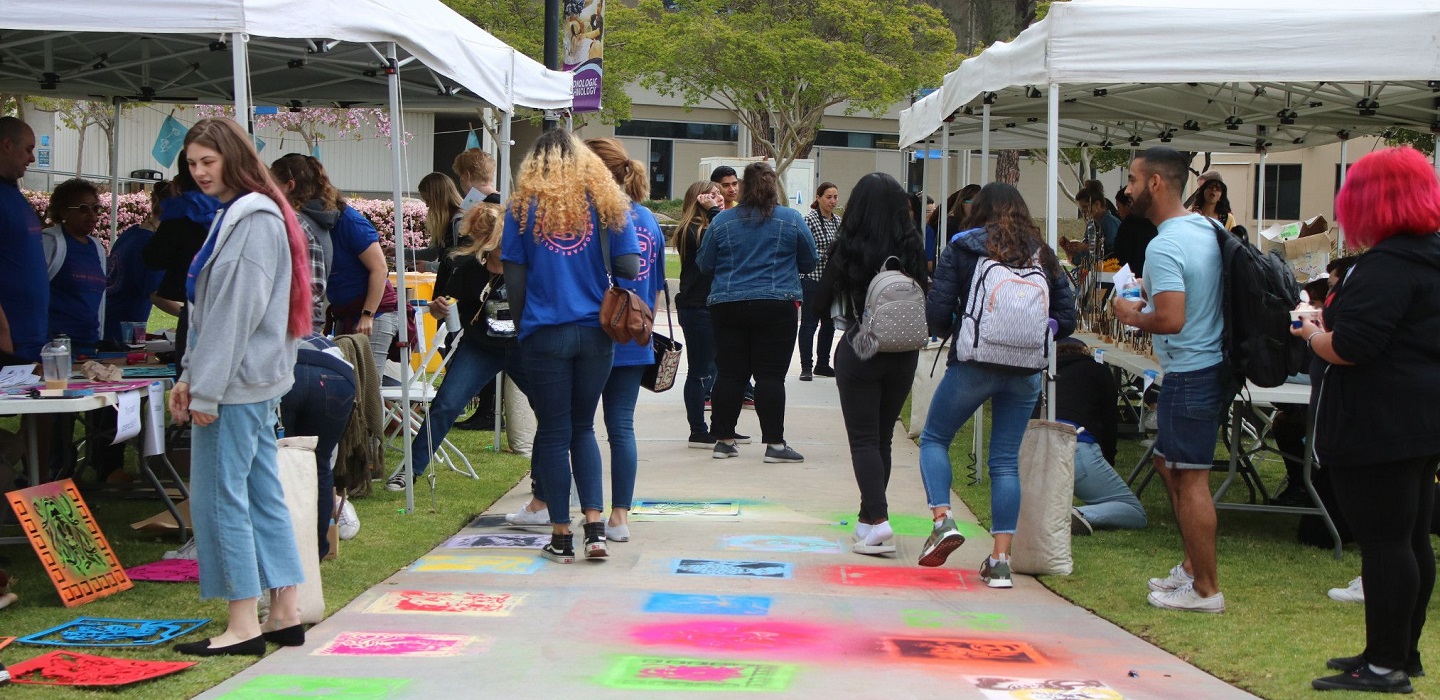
<box><xmin>0</xmin><ymin>181</ymin><xmax>47</xmax><ymax>361</ymax></box>
<box><xmin>49</xmin><ymin>233</ymin><xmax>107</xmax><ymax>352</ymax></box>
<box><xmin>501</xmin><ymin>200</ymin><xmax>640</xmax><ymax>341</ymax></box>
<box><xmin>613</xmin><ymin>203</ymin><xmax>663</xmax><ymax>367</ymax></box>
<box><xmin>1142</xmin><ymin>213</ymin><xmax>1224</xmax><ymax>374</ymax></box>
<box><xmin>326</xmin><ymin>204</ymin><xmax>381</xmax><ymax>307</ymax></box>
<box><xmin>104</xmin><ymin>224</ymin><xmax>164</xmax><ymax>343</ymax></box>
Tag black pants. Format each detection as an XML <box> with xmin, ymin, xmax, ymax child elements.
<box><xmin>1329</xmin><ymin>455</ymin><xmax>1440</xmax><ymax>670</ymax></box>
<box><xmin>799</xmin><ymin>278</ymin><xmax>835</xmax><ymax>370</ymax></box>
<box><xmin>709</xmin><ymin>300</ymin><xmax>797</xmax><ymax>444</ymax></box>
<box><xmin>835</xmin><ymin>338</ymin><xmax>917</xmax><ymax>522</ymax></box>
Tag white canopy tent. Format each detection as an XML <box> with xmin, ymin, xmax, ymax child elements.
<box><xmin>0</xmin><ymin>0</ymin><xmax>573</xmax><ymax>512</ymax></box>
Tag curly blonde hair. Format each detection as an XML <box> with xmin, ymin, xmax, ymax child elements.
<box><xmin>509</xmin><ymin>129</ymin><xmax>629</xmax><ymax>240</ymax></box>
<box><xmin>451</xmin><ymin>202</ymin><xmax>504</xmax><ymax>262</ymax></box>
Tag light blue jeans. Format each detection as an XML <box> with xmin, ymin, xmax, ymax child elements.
<box><xmin>919</xmin><ymin>362</ymin><xmax>1041</xmax><ymax>535</ymax></box>
<box><xmin>521</xmin><ymin>324</ymin><xmax>614</xmax><ymax>525</ymax></box>
<box><xmin>189</xmin><ymin>397</ymin><xmax>305</xmax><ymax>601</ymax></box>
<box><xmin>602</xmin><ymin>365</ymin><xmax>647</xmax><ymax>511</ymax></box>
<box><xmin>1073</xmin><ymin>441</ymin><xmax>1148</xmax><ymax>529</ymax></box>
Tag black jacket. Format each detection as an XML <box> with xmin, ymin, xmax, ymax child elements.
<box><xmin>1111</xmin><ymin>215</ymin><xmax>1157</xmax><ymax>277</ymax></box>
<box><xmin>928</xmin><ymin>227</ymin><xmax>1077</xmax><ymax>369</ymax></box>
<box><xmin>1312</xmin><ymin>232</ymin><xmax>1440</xmax><ymax>468</ymax></box>
<box><xmin>674</xmin><ymin>206</ymin><xmax>722</xmax><ymax>309</ymax></box>
<box><xmin>1055</xmin><ymin>351</ymin><xmax>1119</xmax><ymax>464</ymax></box>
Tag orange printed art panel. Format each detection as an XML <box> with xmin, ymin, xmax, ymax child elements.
<box><xmin>7</xmin><ymin>480</ymin><xmax>132</xmax><ymax>607</ymax></box>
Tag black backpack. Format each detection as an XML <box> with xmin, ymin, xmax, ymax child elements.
<box><xmin>1210</xmin><ymin>219</ymin><xmax>1305</xmax><ymax>388</ymax></box>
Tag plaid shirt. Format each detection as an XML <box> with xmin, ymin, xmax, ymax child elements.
<box><xmin>299</xmin><ymin>217</ymin><xmax>329</xmax><ymax>334</ymax></box>
<box><xmin>802</xmin><ymin>209</ymin><xmax>841</xmax><ymax>283</ymax></box>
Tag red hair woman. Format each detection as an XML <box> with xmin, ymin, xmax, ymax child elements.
<box><xmin>1295</xmin><ymin>146</ymin><xmax>1440</xmax><ymax>694</ymax></box>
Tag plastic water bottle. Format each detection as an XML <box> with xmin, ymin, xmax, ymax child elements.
<box><xmin>40</xmin><ymin>334</ymin><xmax>71</xmax><ymax>390</ymax></box>
<box><xmin>1120</xmin><ymin>282</ymin><xmax>1143</xmax><ymax>302</ymax></box>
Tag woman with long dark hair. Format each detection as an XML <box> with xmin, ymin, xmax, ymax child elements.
<box><xmin>271</xmin><ymin>154</ymin><xmax>336</xmax><ymax>331</ymax></box>
<box><xmin>501</xmin><ymin>128</ymin><xmax>639</xmax><ymax>563</ymax></box>
<box><xmin>917</xmin><ymin>183</ymin><xmax>1075</xmax><ymax>586</ymax></box>
<box><xmin>1298</xmin><ymin>147</ymin><xmax>1440</xmax><ymax>694</ymax></box>
<box><xmin>674</xmin><ymin>180</ymin><xmax>726</xmax><ymax>447</ymax></box>
<box><xmin>169</xmin><ymin>117</ymin><xmax>313</xmax><ymax>656</ymax></box>
<box><xmin>814</xmin><ymin>173</ymin><xmax>928</xmax><ymax>555</ymax></box>
<box><xmin>697</xmin><ymin>162</ymin><xmax>816</xmax><ymax>463</ymax></box>
<box><xmin>1187</xmin><ymin>172</ymin><xmax>1235</xmax><ymax>230</ymax></box>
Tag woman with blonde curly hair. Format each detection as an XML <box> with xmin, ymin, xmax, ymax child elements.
<box><xmin>501</xmin><ymin>128</ymin><xmax>639</xmax><ymax>563</ymax></box>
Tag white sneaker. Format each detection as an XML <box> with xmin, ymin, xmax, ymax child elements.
<box><xmin>1148</xmin><ymin>583</ymin><xmax>1225</xmax><ymax>613</ymax></box>
<box><xmin>1147</xmin><ymin>562</ymin><xmax>1194</xmax><ymax>592</ymax></box>
<box><xmin>852</xmin><ymin>522</ymin><xmax>873</xmax><ymax>543</ymax></box>
<box><xmin>1328</xmin><ymin>576</ymin><xmax>1364</xmax><ymax>603</ymax></box>
<box><xmin>162</xmin><ymin>537</ymin><xmax>198</xmax><ymax>560</ymax></box>
<box><xmin>504</xmin><ymin>504</ymin><xmax>550</xmax><ymax>526</ymax></box>
<box><xmin>851</xmin><ymin>522</ymin><xmax>896</xmax><ymax>555</ymax></box>
<box><xmin>336</xmin><ymin>500</ymin><xmax>360</xmax><ymax>540</ymax></box>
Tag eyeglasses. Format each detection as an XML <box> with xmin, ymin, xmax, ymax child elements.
<box><xmin>66</xmin><ymin>205</ymin><xmax>105</xmax><ymax>214</ymax></box>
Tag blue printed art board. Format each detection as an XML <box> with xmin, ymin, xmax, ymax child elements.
<box><xmin>18</xmin><ymin>617</ymin><xmax>209</xmax><ymax>648</ymax></box>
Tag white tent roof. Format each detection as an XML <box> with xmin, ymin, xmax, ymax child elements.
<box><xmin>900</xmin><ymin>0</ymin><xmax>1440</xmax><ymax>148</ymax></box>
<box><xmin>0</xmin><ymin>0</ymin><xmax>573</xmax><ymax>112</ymax></box>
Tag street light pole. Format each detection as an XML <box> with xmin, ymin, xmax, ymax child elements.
<box><xmin>543</xmin><ymin>0</ymin><xmax>561</xmax><ymax>131</ymax></box>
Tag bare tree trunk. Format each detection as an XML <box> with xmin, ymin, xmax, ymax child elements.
<box><xmin>75</xmin><ymin>126</ymin><xmax>87</xmax><ymax>179</ymax></box>
<box><xmin>995</xmin><ymin>150</ymin><xmax>1020</xmax><ymax>185</ymax></box>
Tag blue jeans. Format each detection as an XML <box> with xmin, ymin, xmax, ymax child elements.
<box><xmin>919</xmin><ymin>362</ymin><xmax>1042</xmax><ymax>535</ymax></box>
<box><xmin>190</xmin><ymin>397</ymin><xmax>305</xmax><ymax>601</ymax></box>
<box><xmin>1073</xmin><ymin>441</ymin><xmax>1148</xmax><ymax>530</ymax></box>
<box><xmin>410</xmin><ymin>336</ymin><xmax>526</xmax><ymax>478</ymax></box>
<box><xmin>281</xmin><ymin>361</ymin><xmax>356</xmax><ymax>560</ymax></box>
<box><xmin>677</xmin><ymin>306</ymin><xmax>715</xmax><ymax>434</ymax></box>
<box><xmin>522</xmin><ymin>324</ymin><xmax>614</xmax><ymax>525</ymax></box>
<box><xmin>603</xmin><ymin>365</ymin><xmax>646</xmax><ymax>511</ymax></box>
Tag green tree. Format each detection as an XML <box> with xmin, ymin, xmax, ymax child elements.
<box><xmin>31</xmin><ymin>98</ymin><xmax>133</xmax><ymax>177</ymax></box>
<box><xmin>612</xmin><ymin>0</ymin><xmax>957</xmax><ymax>188</ymax></box>
<box><xmin>1384</xmin><ymin>128</ymin><xmax>1436</xmax><ymax>157</ymax></box>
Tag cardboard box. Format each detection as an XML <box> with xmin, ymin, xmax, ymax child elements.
<box><xmin>1257</xmin><ymin>215</ymin><xmax>1336</xmax><ymax>281</ymax></box>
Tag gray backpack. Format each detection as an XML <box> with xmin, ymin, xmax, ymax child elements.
<box><xmin>849</xmin><ymin>256</ymin><xmax>929</xmax><ymax>360</ymax></box>
<box><xmin>954</xmin><ymin>254</ymin><xmax>1050</xmax><ymax>370</ymax></box>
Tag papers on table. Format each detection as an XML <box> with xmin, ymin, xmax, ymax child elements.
<box><xmin>0</xmin><ymin>364</ymin><xmax>38</xmax><ymax>388</ymax></box>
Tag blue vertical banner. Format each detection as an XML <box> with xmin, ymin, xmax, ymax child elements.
<box><xmin>311</xmin><ymin>143</ymin><xmax>321</xmax><ymax>161</ymax></box>
<box><xmin>253</xmin><ymin>135</ymin><xmax>266</xmax><ymax>153</ymax></box>
<box><xmin>563</xmin><ymin>0</ymin><xmax>604</xmax><ymax>113</ymax></box>
<box><xmin>465</xmin><ymin>129</ymin><xmax>480</xmax><ymax>150</ymax></box>
<box><xmin>152</xmin><ymin>115</ymin><xmax>186</xmax><ymax>168</ymax></box>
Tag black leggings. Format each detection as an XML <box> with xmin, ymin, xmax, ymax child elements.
<box><xmin>709</xmin><ymin>300</ymin><xmax>797</xmax><ymax>444</ymax></box>
<box><xmin>834</xmin><ymin>339</ymin><xmax>917</xmax><ymax>522</ymax></box>
<box><xmin>1329</xmin><ymin>455</ymin><xmax>1440</xmax><ymax>670</ymax></box>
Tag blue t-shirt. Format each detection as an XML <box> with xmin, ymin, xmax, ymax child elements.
<box><xmin>49</xmin><ymin>233</ymin><xmax>107</xmax><ymax>352</ymax></box>
<box><xmin>613</xmin><ymin>203</ymin><xmax>663</xmax><ymax>367</ymax></box>
<box><xmin>924</xmin><ymin>224</ymin><xmax>938</xmax><ymax>263</ymax></box>
<box><xmin>104</xmin><ymin>224</ymin><xmax>164</xmax><ymax>343</ymax></box>
<box><xmin>0</xmin><ymin>182</ymin><xmax>46</xmax><ymax>361</ymax></box>
<box><xmin>501</xmin><ymin>200</ymin><xmax>640</xmax><ymax>341</ymax></box>
<box><xmin>1142</xmin><ymin>213</ymin><xmax>1223</xmax><ymax>374</ymax></box>
<box><xmin>326</xmin><ymin>204</ymin><xmax>380</xmax><ymax>307</ymax></box>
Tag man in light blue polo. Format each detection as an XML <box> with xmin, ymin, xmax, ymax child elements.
<box><xmin>1115</xmin><ymin>146</ymin><xmax>1229</xmax><ymax>614</ymax></box>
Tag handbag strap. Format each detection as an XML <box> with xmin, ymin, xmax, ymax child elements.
<box><xmin>659</xmin><ymin>279</ymin><xmax>675</xmax><ymax>337</ymax></box>
<box><xmin>597</xmin><ymin>217</ymin><xmax>615</xmax><ymax>286</ymax></box>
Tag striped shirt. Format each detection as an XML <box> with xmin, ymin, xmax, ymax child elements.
<box><xmin>802</xmin><ymin>210</ymin><xmax>841</xmax><ymax>283</ymax></box>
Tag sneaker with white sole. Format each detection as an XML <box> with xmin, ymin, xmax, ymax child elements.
<box><xmin>713</xmin><ymin>441</ymin><xmax>739</xmax><ymax>459</ymax></box>
<box><xmin>336</xmin><ymin>500</ymin><xmax>360</xmax><ymax>540</ymax></box>
<box><xmin>541</xmin><ymin>533</ymin><xmax>574</xmax><ymax>563</ymax></box>
<box><xmin>918</xmin><ymin>517</ymin><xmax>965</xmax><ymax>567</ymax></box>
<box><xmin>583</xmin><ymin>522</ymin><xmax>608</xmax><ymax>558</ymax></box>
<box><xmin>1148</xmin><ymin>582</ymin><xmax>1225</xmax><ymax>613</ymax></box>
<box><xmin>385</xmin><ymin>473</ymin><xmax>407</xmax><ymax>492</ymax></box>
<box><xmin>979</xmin><ymin>556</ymin><xmax>1014</xmax><ymax>588</ymax></box>
<box><xmin>852</xmin><ymin>521</ymin><xmax>896</xmax><ymax>555</ymax></box>
<box><xmin>162</xmin><ymin>537</ymin><xmax>198</xmax><ymax>560</ymax></box>
<box><xmin>763</xmin><ymin>443</ymin><xmax>804</xmax><ymax>463</ymax></box>
<box><xmin>1328</xmin><ymin>576</ymin><xmax>1364</xmax><ymax>603</ymax></box>
<box><xmin>1147</xmin><ymin>562</ymin><xmax>1194</xmax><ymax>592</ymax></box>
<box><xmin>1070</xmin><ymin>507</ymin><xmax>1093</xmax><ymax>536</ymax></box>
<box><xmin>852</xmin><ymin>522</ymin><xmax>874</xmax><ymax>543</ymax></box>
<box><xmin>688</xmin><ymin>432</ymin><xmax>717</xmax><ymax>449</ymax></box>
<box><xmin>504</xmin><ymin>504</ymin><xmax>550</xmax><ymax>526</ymax></box>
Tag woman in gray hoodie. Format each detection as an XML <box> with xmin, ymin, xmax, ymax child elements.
<box><xmin>168</xmin><ymin>118</ymin><xmax>315</xmax><ymax>657</ymax></box>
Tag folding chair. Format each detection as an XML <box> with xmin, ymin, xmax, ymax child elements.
<box><xmin>381</xmin><ymin>323</ymin><xmax>477</xmax><ymax>480</ymax></box>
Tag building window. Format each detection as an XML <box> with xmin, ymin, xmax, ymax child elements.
<box><xmin>814</xmin><ymin>130</ymin><xmax>899</xmax><ymax>150</ymax></box>
<box><xmin>615</xmin><ymin>120</ymin><xmax>737</xmax><ymax>142</ymax></box>
<box><xmin>1254</xmin><ymin>164</ymin><xmax>1302</xmax><ymax>221</ymax></box>
<box><xmin>648</xmin><ymin>139</ymin><xmax>672</xmax><ymax>200</ymax></box>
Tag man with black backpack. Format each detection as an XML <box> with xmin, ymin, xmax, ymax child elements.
<box><xmin>1115</xmin><ymin>147</ymin><xmax>1231</xmax><ymax>614</ymax></box>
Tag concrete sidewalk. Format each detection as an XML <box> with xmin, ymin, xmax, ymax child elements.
<box><xmin>200</xmin><ymin>318</ymin><xmax>1255</xmax><ymax>699</ymax></box>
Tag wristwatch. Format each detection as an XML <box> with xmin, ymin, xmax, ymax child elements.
<box><xmin>361</xmin><ymin>309</ymin><xmax>374</xmax><ymax>317</ymax></box>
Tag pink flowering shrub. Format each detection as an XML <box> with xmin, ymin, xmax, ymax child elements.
<box><xmin>22</xmin><ymin>190</ymin><xmax>151</xmax><ymax>251</ymax></box>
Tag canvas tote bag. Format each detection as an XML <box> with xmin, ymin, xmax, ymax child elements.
<box><xmin>1010</xmin><ymin>420</ymin><xmax>1077</xmax><ymax>576</ymax></box>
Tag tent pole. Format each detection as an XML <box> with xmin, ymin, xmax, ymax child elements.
<box><xmin>1045</xmin><ymin>83</ymin><xmax>1060</xmax><ymax>422</ymax></box>
<box><xmin>494</xmin><ymin>106</ymin><xmax>513</xmax><ymax>453</ymax></box>
<box><xmin>1257</xmin><ymin>151</ymin><xmax>1268</xmax><ymax>233</ymax></box>
<box><xmin>1434</xmin><ymin>134</ymin><xmax>1439</xmax><ymax>183</ymax></box>
<box><xmin>386</xmin><ymin>42</ymin><xmax>415</xmax><ymax>514</ymax></box>
<box><xmin>108</xmin><ymin>97</ymin><xmax>122</xmax><ymax>240</ymax></box>
<box><xmin>961</xmin><ymin>149</ymin><xmax>971</xmax><ymax>186</ymax></box>
<box><xmin>939</xmin><ymin>121</ymin><xmax>949</xmax><ymax>250</ymax></box>
<box><xmin>230</xmin><ymin>33</ymin><xmax>251</xmax><ymax>133</ymax></box>
<box><xmin>979</xmin><ymin>103</ymin><xmax>991</xmax><ymax>185</ymax></box>
<box><xmin>1338</xmin><ymin>139</ymin><xmax>1349</xmax><ymax>251</ymax></box>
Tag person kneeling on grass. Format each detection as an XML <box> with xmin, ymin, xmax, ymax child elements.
<box><xmin>1051</xmin><ymin>337</ymin><xmax>1147</xmax><ymax>535</ymax></box>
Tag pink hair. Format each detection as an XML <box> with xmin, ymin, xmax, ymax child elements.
<box><xmin>270</xmin><ymin>188</ymin><xmax>314</xmax><ymax>338</ymax></box>
<box><xmin>1335</xmin><ymin>146</ymin><xmax>1440</xmax><ymax>249</ymax></box>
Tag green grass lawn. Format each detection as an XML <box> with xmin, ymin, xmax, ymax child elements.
<box><xmin>0</xmin><ymin>415</ymin><xmax>528</xmax><ymax>698</ymax></box>
<box><xmin>931</xmin><ymin>404</ymin><xmax>1439</xmax><ymax>700</ymax></box>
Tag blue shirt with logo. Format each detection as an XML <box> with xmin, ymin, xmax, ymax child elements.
<box><xmin>0</xmin><ymin>182</ymin><xmax>48</xmax><ymax>361</ymax></box>
<box><xmin>50</xmin><ymin>233</ymin><xmax>107</xmax><ymax>353</ymax></box>
<box><xmin>501</xmin><ymin>200</ymin><xmax>640</xmax><ymax>341</ymax></box>
<box><xmin>326</xmin><ymin>204</ymin><xmax>380</xmax><ymax>307</ymax></box>
<box><xmin>613</xmin><ymin>203</ymin><xmax>663</xmax><ymax>367</ymax></box>
<box><xmin>1143</xmin><ymin>213</ymin><xmax>1223</xmax><ymax>374</ymax></box>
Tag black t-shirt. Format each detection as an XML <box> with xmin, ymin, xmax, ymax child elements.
<box><xmin>1111</xmin><ymin>215</ymin><xmax>1157</xmax><ymax>277</ymax></box>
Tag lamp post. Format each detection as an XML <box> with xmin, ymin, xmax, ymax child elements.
<box><xmin>543</xmin><ymin>0</ymin><xmax>561</xmax><ymax>131</ymax></box>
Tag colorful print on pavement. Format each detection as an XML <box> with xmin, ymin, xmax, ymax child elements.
<box><xmin>216</xmin><ymin>675</ymin><xmax>411</xmax><ymax>699</ymax></box>
<box><xmin>673</xmin><ymin>559</ymin><xmax>793</xmax><ymax>579</ymax></box>
<box><xmin>643</xmin><ymin>593</ymin><xmax>772</xmax><ymax>617</ymax></box>
<box><xmin>408</xmin><ymin>554</ymin><xmax>543</xmax><ymax>574</ymax></box>
<box><xmin>720</xmin><ymin>535</ymin><xmax>841</xmax><ymax>554</ymax></box>
<box><xmin>311</xmin><ymin>632</ymin><xmax>481</xmax><ymax>657</ymax></box>
<box><xmin>601</xmin><ymin>656</ymin><xmax>796</xmax><ymax>692</ymax></box>
<box><xmin>364</xmin><ymin>590</ymin><xmax>524</xmax><ymax>616</ymax></box>
<box><xmin>968</xmin><ymin>675</ymin><xmax>1123</xmax><ymax>699</ymax></box>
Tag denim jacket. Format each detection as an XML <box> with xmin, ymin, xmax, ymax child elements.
<box><xmin>697</xmin><ymin>205</ymin><xmax>816</xmax><ymax>305</ymax></box>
